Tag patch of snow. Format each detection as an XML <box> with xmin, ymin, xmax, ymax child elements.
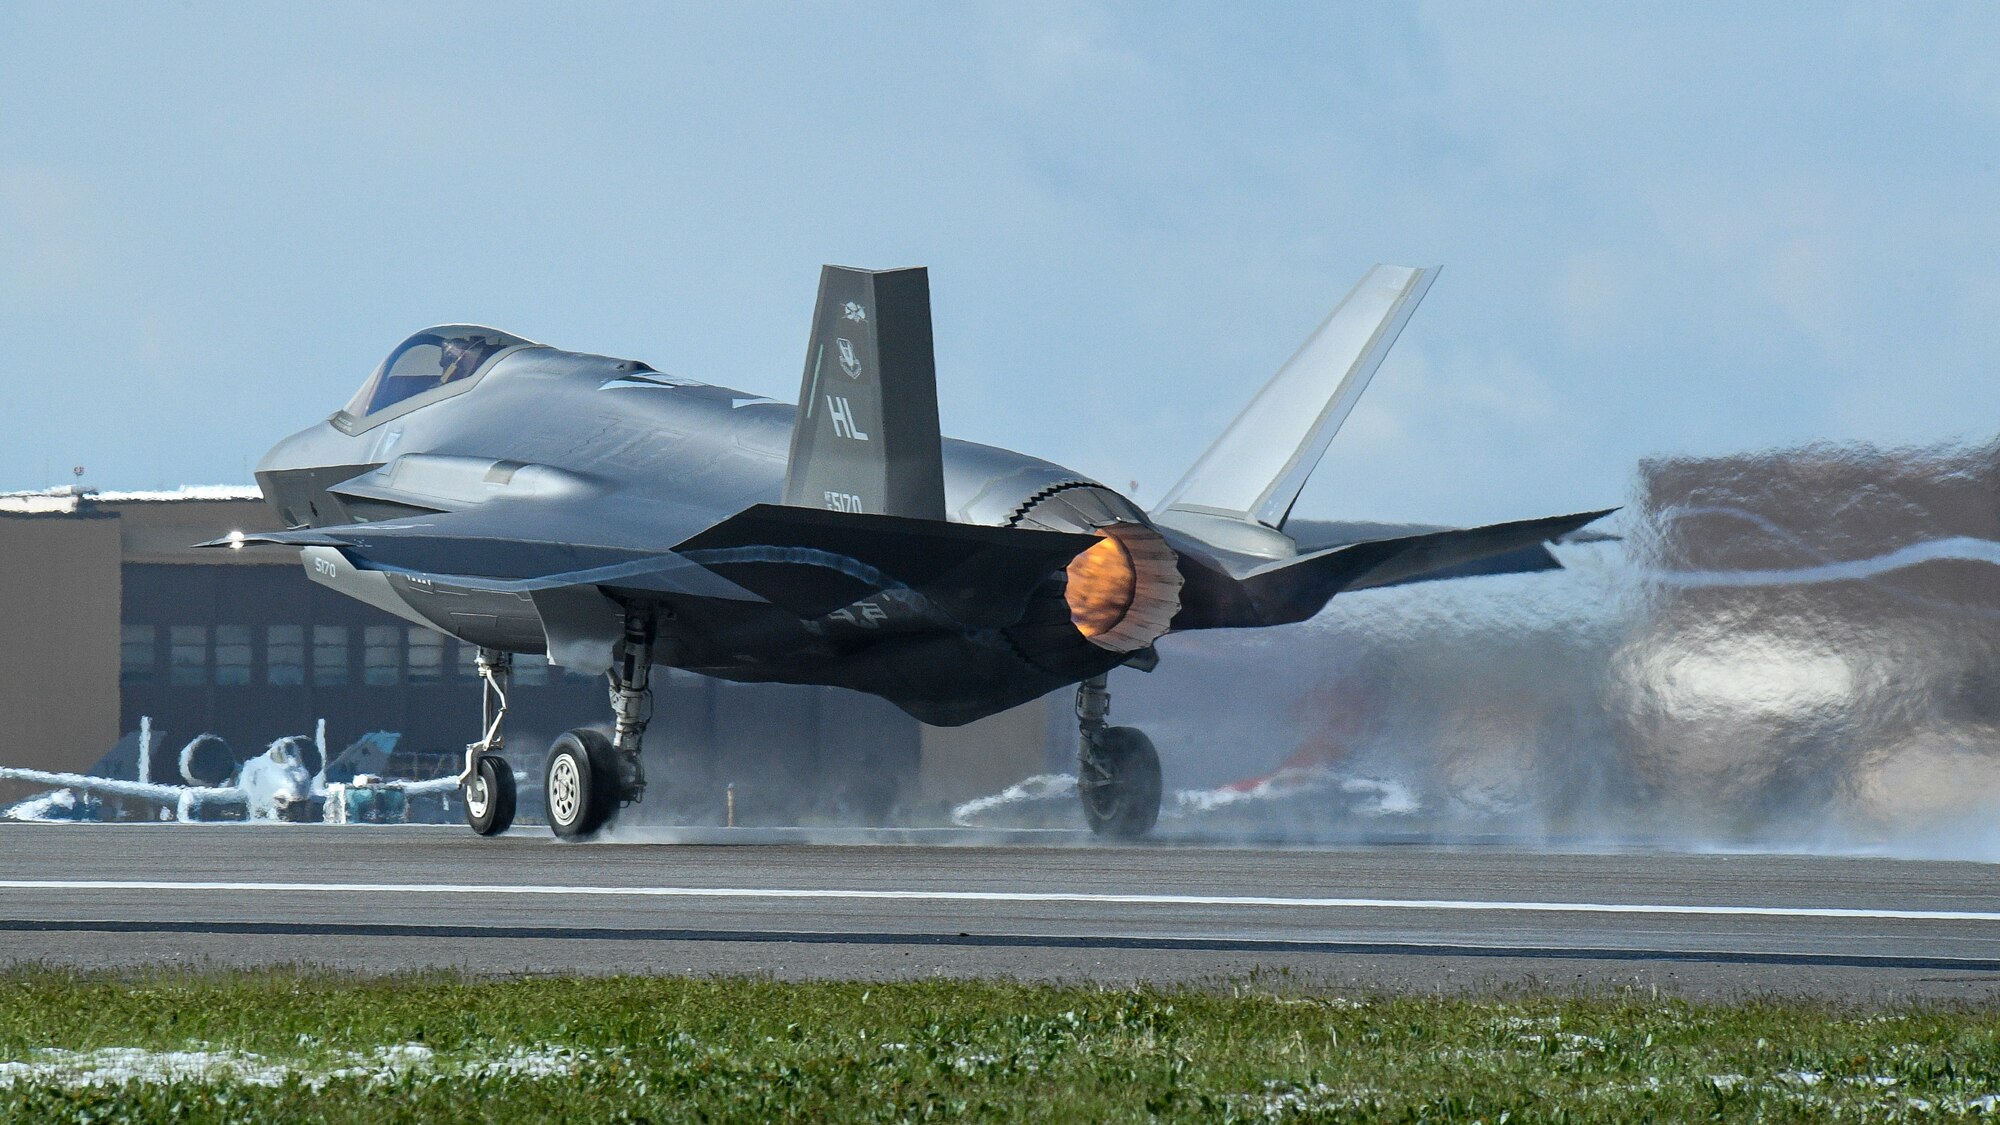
<box><xmin>0</xmin><ymin>1041</ymin><xmax>607</xmax><ymax>1089</ymax></box>
<box><xmin>3</xmin><ymin>788</ymin><xmax>80</xmax><ymax>822</ymax></box>
<box><xmin>94</xmin><ymin>485</ymin><xmax>263</xmax><ymax>503</ymax></box>
<box><xmin>1171</xmin><ymin>768</ymin><xmax>1421</xmax><ymax>818</ymax></box>
<box><xmin>949</xmin><ymin>1052</ymin><xmax>1003</xmax><ymax>1074</ymax></box>
<box><xmin>949</xmin><ymin>774</ymin><xmax>1075</xmax><ymax>826</ymax></box>
<box><xmin>1229</xmin><ymin>1080</ymin><xmax>1374</xmax><ymax>1117</ymax></box>
<box><xmin>1706</xmin><ymin>1074</ymin><xmax>1748</xmax><ymax>1091</ymax></box>
<box><xmin>949</xmin><ymin>766</ymin><xmax>1427</xmax><ymax>827</ymax></box>
<box><xmin>0</xmin><ymin>1048</ymin><xmax>292</xmax><ymax>1088</ymax></box>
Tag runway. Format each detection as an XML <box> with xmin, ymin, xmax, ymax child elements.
<box><xmin>4</xmin><ymin>823</ymin><xmax>2000</xmax><ymax>1000</ymax></box>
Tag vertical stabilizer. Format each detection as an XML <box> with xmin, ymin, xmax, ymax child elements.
<box><xmin>783</xmin><ymin>265</ymin><xmax>947</xmax><ymax>520</ymax></box>
<box><xmin>1155</xmin><ymin>264</ymin><xmax>1438</xmax><ymax>535</ymax></box>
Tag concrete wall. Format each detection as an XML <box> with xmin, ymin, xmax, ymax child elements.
<box><xmin>0</xmin><ymin>512</ymin><xmax>122</xmax><ymax>795</ymax></box>
<box><xmin>916</xmin><ymin>697</ymin><xmax>1052</xmax><ymax>811</ymax></box>
<box><xmin>113</xmin><ymin>498</ymin><xmax>283</xmax><ymax>565</ymax></box>
<box><xmin>0</xmin><ymin>494</ymin><xmax>1054</xmax><ymax>823</ymax></box>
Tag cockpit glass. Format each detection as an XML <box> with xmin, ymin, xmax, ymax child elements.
<box><xmin>343</xmin><ymin>325</ymin><xmax>534</xmax><ymax>418</ymax></box>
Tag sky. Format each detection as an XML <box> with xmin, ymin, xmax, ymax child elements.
<box><xmin>2</xmin><ymin>2</ymin><xmax>1996</xmax><ymax>525</ymax></box>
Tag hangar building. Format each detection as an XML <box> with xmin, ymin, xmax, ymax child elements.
<box><xmin>0</xmin><ymin>486</ymin><xmax>1053</xmax><ymax>821</ymax></box>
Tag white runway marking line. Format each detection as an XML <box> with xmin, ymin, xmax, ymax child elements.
<box><xmin>0</xmin><ymin>880</ymin><xmax>1996</xmax><ymax>922</ymax></box>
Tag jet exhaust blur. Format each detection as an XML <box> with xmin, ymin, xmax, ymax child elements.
<box><xmin>950</xmin><ymin>437</ymin><xmax>2000</xmax><ymax>860</ymax></box>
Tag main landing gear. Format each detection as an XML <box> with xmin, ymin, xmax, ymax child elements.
<box><xmin>546</xmin><ymin>609</ymin><xmax>656</xmax><ymax>840</ymax></box>
<box><xmin>460</xmin><ymin>610</ymin><xmax>658</xmax><ymax>841</ymax></box>
<box><xmin>1075</xmin><ymin>674</ymin><xmax>1160</xmax><ymax>838</ymax></box>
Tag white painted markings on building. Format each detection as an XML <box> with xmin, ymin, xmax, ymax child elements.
<box><xmin>0</xmin><ymin>881</ymin><xmax>1994</xmax><ymax>922</ymax></box>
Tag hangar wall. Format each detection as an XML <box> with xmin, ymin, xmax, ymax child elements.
<box><xmin>0</xmin><ymin>509</ymin><xmax>121</xmax><ymax>795</ymax></box>
<box><xmin>0</xmin><ymin>486</ymin><xmax>1049</xmax><ymax>823</ymax></box>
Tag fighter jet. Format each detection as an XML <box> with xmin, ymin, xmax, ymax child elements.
<box><xmin>217</xmin><ymin>264</ymin><xmax>1609</xmax><ymax>839</ymax></box>
<box><xmin>0</xmin><ymin>735</ymin><xmax>318</xmax><ymax>822</ymax></box>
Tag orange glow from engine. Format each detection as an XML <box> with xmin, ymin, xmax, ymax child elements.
<box><xmin>1065</xmin><ymin>533</ymin><xmax>1137</xmax><ymax>638</ymax></box>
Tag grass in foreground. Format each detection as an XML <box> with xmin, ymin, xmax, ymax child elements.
<box><xmin>0</xmin><ymin>970</ymin><xmax>1998</xmax><ymax>1122</ymax></box>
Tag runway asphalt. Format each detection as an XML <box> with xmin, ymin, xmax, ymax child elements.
<box><xmin>4</xmin><ymin>823</ymin><xmax>2000</xmax><ymax>1001</ymax></box>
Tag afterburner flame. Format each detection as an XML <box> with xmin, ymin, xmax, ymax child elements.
<box><xmin>1066</xmin><ymin>533</ymin><xmax>1137</xmax><ymax>638</ymax></box>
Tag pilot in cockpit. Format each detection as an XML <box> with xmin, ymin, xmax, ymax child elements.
<box><xmin>438</xmin><ymin>337</ymin><xmax>491</xmax><ymax>385</ymax></box>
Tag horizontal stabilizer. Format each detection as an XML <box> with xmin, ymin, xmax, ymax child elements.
<box><xmin>1175</xmin><ymin>508</ymin><xmax>1614</xmax><ymax>630</ymax></box>
<box><xmin>675</xmin><ymin>503</ymin><xmax>1096</xmax><ymax>626</ymax></box>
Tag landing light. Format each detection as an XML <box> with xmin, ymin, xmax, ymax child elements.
<box><xmin>226</xmin><ymin>530</ymin><xmax>245</xmax><ymax>551</ymax></box>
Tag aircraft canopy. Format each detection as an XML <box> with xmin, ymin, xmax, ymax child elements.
<box><xmin>344</xmin><ymin>326</ymin><xmax>535</xmax><ymax>418</ymax></box>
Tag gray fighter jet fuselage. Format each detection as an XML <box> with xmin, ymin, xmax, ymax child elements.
<box><xmin>231</xmin><ymin>264</ymin><xmax>1609</xmax><ymax>839</ymax></box>
<box><xmin>256</xmin><ymin>346</ymin><xmax>1145</xmax><ymax>723</ymax></box>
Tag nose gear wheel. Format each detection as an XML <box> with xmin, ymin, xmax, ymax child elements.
<box><xmin>464</xmin><ymin>753</ymin><xmax>516</xmax><ymax>836</ymax></box>
<box><xmin>460</xmin><ymin>649</ymin><xmax>517</xmax><ymax>835</ymax></box>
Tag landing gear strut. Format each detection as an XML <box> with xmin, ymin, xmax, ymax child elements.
<box><xmin>547</xmin><ymin>608</ymin><xmax>658</xmax><ymax>840</ymax></box>
<box><xmin>461</xmin><ymin>648</ymin><xmax>517</xmax><ymax>836</ymax></box>
<box><xmin>1075</xmin><ymin>674</ymin><xmax>1160</xmax><ymax>838</ymax></box>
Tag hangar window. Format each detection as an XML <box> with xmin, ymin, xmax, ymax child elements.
<box><xmin>214</xmin><ymin>626</ymin><xmax>252</xmax><ymax>686</ymax></box>
<box><xmin>407</xmin><ymin>627</ymin><xmax>444</xmax><ymax>684</ymax></box>
<box><xmin>267</xmin><ymin>625</ymin><xmax>304</xmax><ymax>686</ymax></box>
<box><xmin>169</xmin><ymin>626</ymin><xmax>207</xmax><ymax>687</ymax></box>
<box><xmin>121</xmin><ymin>625</ymin><xmax>157</xmax><ymax>685</ymax></box>
<box><xmin>363</xmin><ymin>625</ymin><xmax>401</xmax><ymax>686</ymax></box>
<box><xmin>342</xmin><ymin>326</ymin><xmax>535</xmax><ymax>420</ymax></box>
<box><xmin>313</xmin><ymin>626</ymin><xmax>349</xmax><ymax>687</ymax></box>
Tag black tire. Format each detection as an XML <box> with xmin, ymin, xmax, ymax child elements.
<box><xmin>1078</xmin><ymin>726</ymin><xmax>1161</xmax><ymax>839</ymax></box>
<box><xmin>464</xmin><ymin>754</ymin><xmax>516</xmax><ymax>837</ymax></box>
<box><xmin>546</xmin><ymin>729</ymin><xmax>620</xmax><ymax>840</ymax></box>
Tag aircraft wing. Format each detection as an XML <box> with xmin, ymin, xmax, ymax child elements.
<box><xmin>204</xmin><ymin>496</ymin><xmax>1098</xmax><ymax>630</ymax></box>
<box><xmin>0</xmin><ymin>767</ymin><xmax>239</xmax><ymax>807</ymax></box>
<box><xmin>201</xmin><ymin>501</ymin><xmax>763</xmax><ymax>602</ymax></box>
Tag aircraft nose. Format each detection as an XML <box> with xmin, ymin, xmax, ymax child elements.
<box><xmin>255</xmin><ymin>418</ymin><xmax>345</xmax><ymax>478</ymax></box>
<box><xmin>255</xmin><ymin>419</ymin><xmax>359</xmax><ymax>528</ymax></box>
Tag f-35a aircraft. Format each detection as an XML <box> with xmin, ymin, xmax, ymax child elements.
<box><xmin>216</xmin><ymin>264</ymin><xmax>1608</xmax><ymax>839</ymax></box>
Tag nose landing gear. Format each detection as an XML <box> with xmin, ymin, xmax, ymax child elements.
<box><xmin>461</xmin><ymin>648</ymin><xmax>517</xmax><ymax>836</ymax></box>
<box><xmin>1075</xmin><ymin>674</ymin><xmax>1161</xmax><ymax>838</ymax></box>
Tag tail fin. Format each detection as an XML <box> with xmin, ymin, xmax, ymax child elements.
<box><xmin>783</xmin><ymin>265</ymin><xmax>947</xmax><ymax>520</ymax></box>
<box><xmin>1154</xmin><ymin>264</ymin><xmax>1438</xmax><ymax>540</ymax></box>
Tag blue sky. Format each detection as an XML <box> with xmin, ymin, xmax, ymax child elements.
<box><xmin>3</xmin><ymin>3</ymin><xmax>1995</xmax><ymax>524</ymax></box>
